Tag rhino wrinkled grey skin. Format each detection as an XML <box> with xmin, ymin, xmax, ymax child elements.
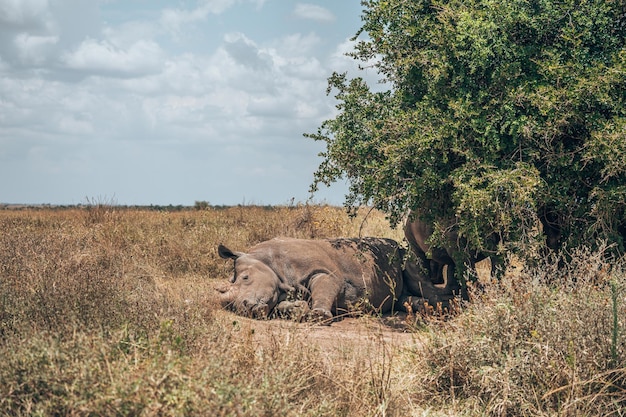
<box><xmin>217</xmin><ymin>237</ymin><xmax>405</xmax><ymax>320</ymax></box>
<box><xmin>217</xmin><ymin>237</ymin><xmax>457</xmax><ymax>321</ymax></box>
<box><xmin>404</xmin><ymin>210</ymin><xmax>492</xmax><ymax>295</ymax></box>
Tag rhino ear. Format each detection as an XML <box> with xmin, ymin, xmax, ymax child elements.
<box><xmin>218</xmin><ymin>244</ymin><xmax>243</xmax><ymax>260</ymax></box>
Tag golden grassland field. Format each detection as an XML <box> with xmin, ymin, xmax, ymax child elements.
<box><xmin>0</xmin><ymin>204</ymin><xmax>625</xmax><ymax>416</ymax></box>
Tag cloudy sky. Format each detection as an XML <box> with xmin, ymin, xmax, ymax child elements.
<box><xmin>0</xmin><ymin>0</ymin><xmax>376</xmax><ymax>206</ymax></box>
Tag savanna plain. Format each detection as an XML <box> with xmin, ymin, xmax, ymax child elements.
<box><xmin>1</xmin><ymin>204</ymin><xmax>625</xmax><ymax>416</ymax></box>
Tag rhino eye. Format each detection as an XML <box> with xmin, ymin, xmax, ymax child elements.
<box><xmin>241</xmin><ymin>275</ymin><xmax>249</xmax><ymax>281</ymax></box>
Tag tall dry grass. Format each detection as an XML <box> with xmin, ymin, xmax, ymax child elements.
<box><xmin>0</xmin><ymin>205</ymin><xmax>624</xmax><ymax>416</ymax></box>
<box><xmin>412</xmin><ymin>246</ymin><xmax>626</xmax><ymax>416</ymax></box>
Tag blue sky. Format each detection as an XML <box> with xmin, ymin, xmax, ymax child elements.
<box><xmin>0</xmin><ymin>0</ymin><xmax>378</xmax><ymax>206</ymax></box>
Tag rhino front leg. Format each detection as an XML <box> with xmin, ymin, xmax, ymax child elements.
<box><xmin>307</xmin><ymin>272</ymin><xmax>342</xmax><ymax>323</ymax></box>
<box><xmin>275</xmin><ymin>300</ymin><xmax>310</xmax><ymax>321</ymax></box>
<box><xmin>403</xmin><ymin>260</ymin><xmax>458</xmax><ymax>307</ymax></box>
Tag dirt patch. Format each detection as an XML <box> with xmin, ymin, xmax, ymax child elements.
<box><xmin>214</xmin><ymin>309</ymin><xmax>425</xmax><ymax>355</ymax></box>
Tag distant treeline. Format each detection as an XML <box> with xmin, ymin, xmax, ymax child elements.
<box><xmin>0</xmin><ymin>201</ymin><xmax>335</xmax><ymax>212</ymax></box>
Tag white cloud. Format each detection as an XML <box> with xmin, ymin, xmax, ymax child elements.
<box><xmin>0</xmin><ymin>0</ymin><xmax>50</xmax><ymax>28</ymax></box>
<box><xmin>293</xmin><ymin>3</ymin><xmax>335</xmax><ymax>23</ymax></box>
<box><xmin>161</xmin><ymin>0</ymin><xmax>236</xmax><ymax>34</ymax></box>
<box><xmin>157</xmin><ymin>54</ymin><xmax>212</xmax><ymax>94</ymax></box>
<box><xmin>160</xmin><ymin>0</ymin><xmax>270</xmax><ymax>34</ymax></box>
<box><xmin>14</xmin><ymin>32</ymin><xmax>58</xmax><ymax>65</ymax></box>
<box><xmin>278</xmin><ymin>55</ymin><xmax>325</xmax><ymax>80</ymax></box>
<box><xmin>247</xmin><ymin>96</ymin><xmax>297</xmax><ymax>118</ymax></box>
<box><xmin>57</xmin><ymin>114</ymin><xmax>93</xmax><ymax>135</ymax></box>
<box><xmin>223</xmin><ymin>32</ymin><xmax>272</xmax><ymax>71</ymax></box>
<box><xmin>273</xmin><ymin>32</ymin><xmax>321</xmax><ymax>57</ymax></box>
<box><xmin>102</xmin><ymin>21</ymin><xmax>159</xmax><ymax>49</ymax></box>
<box><xmin>61</xmin><ymin>38</ymin><xmax>164</xmax><ymax>78</ymax></box>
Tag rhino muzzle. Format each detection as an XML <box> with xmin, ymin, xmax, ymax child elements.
<box><xmin>218</xmin><ymin>289</ymin><xmax>273</xmax><ymax>319</ymax></box>
<box><xmin>229</xmin><ymin>299</ymin><xmax>271</xmax><ymax>319</ymax></box>
<box><xmin>245</xmin><ymin>301</ymin><xmax>271</xmax><ymax>319</ymax></box>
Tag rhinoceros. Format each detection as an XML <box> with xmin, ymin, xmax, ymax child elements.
<box><xmin>404</xmin><ymin>210</ymin><xmax>497</xmax><ymax>292</ymax></box>
<box><xmin>405</xmin><ymin>207</ymin><xmax>565</xmax><ymax>289</ymax></box>
<box><xmin>404</xmin><ymin>214</ymin><xmax>457</xmax><ymax>285</ymax></box>
<box><xmin>217</xmin><ymin>237</ymin><xmax>406</xmax><ymax>320</ymax></box>
<box><xmin>217</xmin><ymin>237</ymin><xmax>458</xmax><ymax>321</ymax></box>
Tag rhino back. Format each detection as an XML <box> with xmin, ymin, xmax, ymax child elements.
<box><xmin>248</xmin><ymin>237</ymin><xmax>404</xmax><ymax>311</ymax></box>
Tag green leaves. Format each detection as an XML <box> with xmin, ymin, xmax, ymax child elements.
<box><xmin>451</xmin><ymin>163</ymin><xmax>543</xmax><ymax>254</ymax></box>
<box><xmin>309</xmin><ymin>0</ymin><xmax>626</xmax><ymax>255</ymax></box>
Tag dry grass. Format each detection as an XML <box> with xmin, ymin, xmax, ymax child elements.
<box><xmin>409</xmin><ymin>247</ymin><xmax>626</xmax><ymax>416</ymax></box>
<box><xmin>0</xmin><ymin>204</ymin><xmax>624</xmax><ymax>416</ymax></box>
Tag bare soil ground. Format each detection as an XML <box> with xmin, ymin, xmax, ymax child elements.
<box><xmin>213</xmin><ymin>309</ymin><xmax>424</xmax><ymax>355</ymax></box>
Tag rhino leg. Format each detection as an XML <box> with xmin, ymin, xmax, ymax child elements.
<box><xmin>274</xmin><ymin>300</ymin><xmax>310</xmax><ymax>321</ymax></box>
<box><xmin>307</xmin><ymin>272</ymin><xmax>342</xmax><ymax>323</ymax></box>
<box><xmin>399</xmin><ymin>294</ymin><xmax>431</xmax><ymax>314</ymax></box>
<box><xmin>402</xmin><ymin>261</ymin><xmax>458</xmax><ymax>308</ymax></box>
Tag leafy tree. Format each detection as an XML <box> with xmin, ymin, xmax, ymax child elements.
<box><xmin>308</xmin><ymin>0</ymin><xmax>626</xmax><ymax>261</ymax></box>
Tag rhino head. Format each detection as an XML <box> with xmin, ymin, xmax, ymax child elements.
<box><xmin>217</xmin><ymin>244</ymin><xmax>294</xmax><ymax>319</ymax></box>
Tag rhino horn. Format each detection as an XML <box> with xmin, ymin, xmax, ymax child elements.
<box><xmin>216</xmin><ymin>285</ymin><xmax>235</xmax><ymax>307</ymax></box>
<box><xmin>403</xmin><ymin>260</ymin><xmax>457</xmax><ymax>303</ymax></box>
<box><xmin>215</xmin><ymin>283</ymin><xmax>231</xmax><ymax>294</ymax></box>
